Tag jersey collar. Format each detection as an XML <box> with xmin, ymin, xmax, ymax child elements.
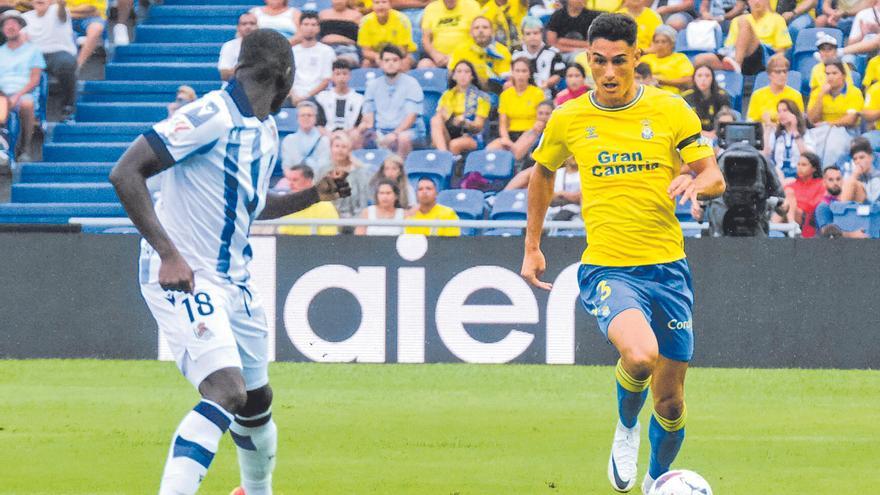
<box><xmin>588</xmin><ymin>84</ymin><xmax>644</xmax><ymax>112</ymax></box>
<box><xmin>225</xmin><ymin>78</ymin><xmax>256</xmax><ymax>118</ymax></box>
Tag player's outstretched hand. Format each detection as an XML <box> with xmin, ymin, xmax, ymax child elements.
<box><xmin>159</xmin><ymin>253</ymin><xmax>195</xmax><ymax>294</ymax></box>
<box><xmin>316</xmin><ymin>170</ymin><xmax>351</xmax><ymax>201</ymax></box>
<box><xmin>521</xmin><ymin>249</ymin><xmax>553</xmax><ymax>291</ymax></box>
<box><xmin>668</xmin><ymin>174</ymin><xmax>698</xmax><ymax>205</ymax></box>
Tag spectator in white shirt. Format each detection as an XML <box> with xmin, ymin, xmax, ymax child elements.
<box><xmin>315</xmin><ymin>59</ymin><xmax>364</xmax><ymax>147</ymax></box>
<box><xmin>290</xmin><ymin>12</ymin><xmax>336</xmax><ymax>106</ymax></box>
<box><xmin>218</xmin><ymin>12</ymin><xmax>258</xmax><ymax>81</ymax></box>
<box><xmin>22</xmin><ymin>0</ymin><xmax>77</xmax><ymax>119</ymax></box>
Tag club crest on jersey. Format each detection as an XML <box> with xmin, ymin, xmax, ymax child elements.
<box><xmin>586</xmin><ymin>126</ymin><xmax>598</xmax><ymax>139</ymax></box>
<box><xmin>194</xmin><ymin>322</ymin><xmax>213</xmax><ymax>340</ymax></box>
<box><xmin>641</xmin><ymin>120</ymin><xmax>654</xmax><ymax>140</ymax></box>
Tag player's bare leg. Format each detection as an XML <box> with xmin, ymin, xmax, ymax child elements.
<box><xmin>606</xmin><ymin>309</ymin><xmax>658</xmax><ymax>492</ymax></box>
<box><xmin>641</xmin><ymin>356</ymin><xmax>688</xmax><ymax>494</ymax></box>
<box><xmin>159</xmin><ymin>367</ymin><xmax>247</xmax><ymax>495</ymax></box>
<box><xmin>229</xmin><ymin>384</ymin><xmax>278</xmax><ymax>495</ymax></box>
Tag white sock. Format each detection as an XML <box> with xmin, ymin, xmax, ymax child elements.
<box><xmin>230</xmin><ymin>410</ymin><xmax>277</xmax><ymax>495</ymax></box>
<box><xmin>159</xmin><ymin>400</ymin><xmax>233</xmax><ymax>495</ymax></box>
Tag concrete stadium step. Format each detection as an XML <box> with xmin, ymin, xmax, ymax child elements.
<box><xmin>163</xmin><ymin>0</ymin><xmax>260</xmax><ymax>5</ymax></box>
<box><xmin>12</xmin><ymin>183</ymin><xmax>118</xmax><ymax>203</ymax></box>
<box><xmin>50</xmin><ymin>123</ymin><xmax>151</xmax><ymax>143</ymax></box>
<box><xmin>113</xmin><ymin>43</ymin><xmax>222</xmax><ymax>64</ymax></box>
<box><xmin>0</xmin><ymin>203</ymin><xmax>124</xmax><ymax>223</ymax></box>
<box><xmin>105</xmin><ymin>63</ymin><xmax>219</xmax><ymax>81</ymax></box>
<box><xmin>79</xmin><ymin>81</ymin><xmax>222</xmax><ymax>103</ymax></box>
<box><xmin>144</xmin><ymin>5</ymin><xmax>252</xmax><ymax>24</ymax></box>
<box><xmin>19</xmin><ymin>163</ymin><xmax>115</xmax><ymax>183</ymax></box>
<box><xmin>42</xmin><ymin>143</ymin><xmax>129</xmax><ymax>162</ymax></box>
<box><xmin>136</xmin><ymin>25</ymin><xmax>235</xmax><ymax>43</ymax></box>
<box><xmin>76</xmin><ymin>103</ymin><xmax>168</xmax><ymax>123</ymax></box>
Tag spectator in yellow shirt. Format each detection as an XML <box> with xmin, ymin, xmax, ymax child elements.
<box><xmin>639</xmin><ymin>25</ymin><xmax>693</xmax><ymax>94</ymax></box>
<box><xmin>418</xmin><ymin>0</ymin><xmax>482</xmax><ymax>68</ymax></box>
<box><xmin>694</xmin><ymin>0</ymin><xmax>792</xmax><ymax>75</ymax></box>
<box><xmin>480</xmin><ymin>0</ymin><xmax>526</xmax><ymax>50</ymax></box>
<box><xmin>357</xmin><ymin>0</ymin><xmax>417</xmax><ymax>68</ymax></box>
<box><xmin>862</xmin><ymin>53</ymin><xmax>880</xmax><ymax>89</ymax></box>
<box><xmin>487</xmin><ymin>58</ymin><xmax>548</xmax><ymax>160</ymax></box>
<box><xmin>809</xmin><ymin>32</ymin><xmax>854</xmax><ymax>91</ymax></box>
<box><xmin>616</xmin><ymin>0</ymin><xmax>662</xmax><ymax>52</ymax></box>
<box><xmin>430</xmin><ymin>60</ymin><xmax>491</xmax><ymax>154</ymax></box>
<box><xmin>405</xmin><ymin>177</ymin><xmax>461</xmax><ymax>236</ymax></box>
<box><xmin>862</xmin><ymin>80</ymin><xmax>880</xmax><ymax>129</ymax></box>
<box><xmin>807</xmin><ymin>59</ymin><xmax>864</xmax><ymax>130</ymax></box>
<box><xmin>747</xmin><ymin>54</ymin><xmax>804</xmax><ymax>122</ymax></box>
<box><xmin>447</xmin><ymin>16</ymin><xmax>512</xmax><ymax>91</ymax></box>
<box><xmin>277</xmin><ymin>165</ymin><xmax>340</xmax><ymax>236</ymax></box>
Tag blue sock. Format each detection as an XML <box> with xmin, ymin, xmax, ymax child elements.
<box><xmin>615</xmin><ymin>359</ymin><xmax>650</xmax><ymax>429</ymax></box>
<box><xmin>648</xmin><ymin>409</ymin><xmax>687</xmax><ymax>479</ymax></box>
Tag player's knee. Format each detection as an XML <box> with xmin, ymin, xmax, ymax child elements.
<box><xmin>622</xmin><ymin>350</ymin><xmax>658</xmax><ymax>377</ymax></box>
<box><xmin>654</xmin><ymin>396</ymin><xmax>685</xmax><ymax>420</ymax></box>
<box><xmin>215</xmin><ymin>386</ymin><xmax>248</xmax><ymax>415</ymax></box>
<box><xmin>240</xmin><ymin>384</ymin><xmax>273</xmax><ymax>417</ymax></box>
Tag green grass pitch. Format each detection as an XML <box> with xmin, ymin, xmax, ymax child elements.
<box><xmin>1</xmin><ymin>360</ymin><xmax>878</xmax><ymax>494</ymax></box>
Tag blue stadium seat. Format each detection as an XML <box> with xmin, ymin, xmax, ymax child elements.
<box><xmin>143</xmin><ymin>5</ymin><xmax>250</xmax><ymax>25</ymax></box>
<box><xmin>76</xmin><ymin>103</ymin><xmax>168</xmax><ymax>123</ymax></box>
<box><xmin>274</xmin><ymin>108</ymin><xmax>298</xmax><ymax>134</ymax></box>
<box><xmin>675</xmin><ymin>199</ymin><xmax>693</xmax><ymax>222</ymax></box>
<box><xmin>19</xmin><ymin>163</ymin><xmax>115</xmax><ymax>183</ymax></box>
<box><xmin>113</xmin><ymin>44</ymin><xmax>223</xmax><ymax>64</ymax></box>
<box><xmin>136</xmin><ymin>25</ymin><xmax>235</xmax><ymax>43</ymax></box>
<box><xmin>549</xmin><ymin>229</ymin><xmax>585</xmax><ymax>237</ymax></box>
<box><xmin>0</xmin><ymin>203</ymin><xmax>125</xmax><ymax>224</ymax></box>
<box><xmin>829</xmin><ymin>201</ymin><xmax>880</xmax><ymax>235</ymax></box>
<box><xmin>291</xmin><ymin>0</ymin><xmax>331</xmax><ymax>11</ymax></box>
<box><xmin>483</xmin><ymin>228</ymin><xmax>522</xmax><ymax>236</ymax></box>
<box><xmin>489</xmin><ymin>189</ymin><xmax>527</xmax><ymax>220</ymax></box>
<box><xmin>437</xmin><ymin>189</ymin><xmax>484</xmax><ymax>219</ymax></box>
<box><xmin>792</xmin><ymin>28</ymin><xmax>843</xmax><ymax>73</ymax></box>
<box><xmin>50</xmin><ymin>123</ymin><xmax>152</xmax><ymax>143</ymax></box>
<box><xmin>405</xmin><ymin>150</ymin><xmax>455</xmax><ymax>189</ymax></box>
<box><xmin>105</xmin><ymin>63</ymin><xmax>220</xmax><ymax>81</ymax></box>
<box><xmin>463</xmin><ymin>149</ymin><xmax>515</xmax><ymax>181</ymax></box>
<box><xmin>42</xmin><ymin>143</ymin><xmax>128</xmax><ymax>163</ymax></box>
<box><xmin>675</xmin><ymin>27</ymin><xmax>721</xmax><ymax>60</ymax></box>
<box><xmin>753</xmin><ymin>71</ymin><xmax>803</xmax><ymax>93</ymax></box>
<box><xmin>714</xmin><ymin>71</ymin><xmax>743</xmax><ymax>112</ymax></box>
<box><xmin>163</xmin><ymin>0</ymin><xmax>261</xmax><ymax>4</ymax></box>
<box><xmin>11</xmin><ymin>183</ymin><xmax>119</xmax><ymax>203</ymax></box>
<box><xmin>79</xmin><ymin>81</ymin><xmax>222</xmax><ymax>103</ymax></box>
<box><xmin>350</xmin><ymin>68</ymin><xmax>384</xmax><ymax>93</ymax></box>
<box><xmin>410</xmin><ymin>68</ymin><xmax>448</xmax><ymax>93</ymax></box>
<box><xmin>422</xmin><ymin>91</ymin><xmax>441</xmax><ymax>134</ymax></box>
<box><xmin>352</xmin><ymin>148</ymin><xmax>390</xmax><ymax>172</ymax></box>
<box><xmin>862</xmin><ymin>130</ymin><xmax>880</xmax><ymax>153</ymax></box>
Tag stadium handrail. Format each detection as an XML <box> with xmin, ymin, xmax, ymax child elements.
<box><xmin>69</xmin><ymin>217</ymin><xmax>803</xmax><ymax>236</ymax></box>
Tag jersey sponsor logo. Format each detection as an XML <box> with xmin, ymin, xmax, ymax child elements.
<box><xmin>436</xmin><ymin>14</ymin><xmax>462</xmax><ymax>26</ymax></box>
<box><xmin>667</xmin><ymin>319</ymin><xmax>692</xmax><ymax>330</ymax></box>
<box><xmin>165</xmin><ymin>293</ymin><xmax>177</xmax><ymax>306</ymax></box>
<box><xmin>194</xmin><ymin>322</ymin><xmax>214</xmax><ymax>340</ymax></box>
<box><xmin>592</xmin><ymin>151</ymin><xmax>660</xmax><ymax>177</ymax></box>
<box><xmin>585</xmin><ymin>126</ymin><xmax>598</xmax><ymax>139</ymax></box>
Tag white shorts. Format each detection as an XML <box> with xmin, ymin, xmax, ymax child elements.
<box><xmin>141</xmin><ymin>272</ymin><xmax>270</xmax><ymax>391</ymax></box>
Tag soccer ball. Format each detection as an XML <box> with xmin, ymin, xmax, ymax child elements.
<box><xmin>649</xmin><ymin>469</ymin><xmax>713</xmax><ymax>495</ymax></box>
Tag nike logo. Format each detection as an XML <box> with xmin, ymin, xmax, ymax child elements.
<box><xmin>165</xmin><ymin>294</ymin><xmax>176</xmax><ymax>306</ymax></box>
<box><xmin>611</xmin><ymin>456</ymin><xmax>631</xmax><ymax>490</ymax></box>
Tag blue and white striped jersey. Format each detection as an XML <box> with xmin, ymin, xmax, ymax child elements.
<box><xmin>139</xmin><ymin>80</ymin><xmax>279</xmax><ymax>285</ymax></box>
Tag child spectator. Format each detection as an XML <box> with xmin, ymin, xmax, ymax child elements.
<box><xmin>783</xmin><ymin>151</ymin><xmax>825</xmax><ymax>238</ymax></box>
<box><xmin>315</xmin><ymin>59</ymin><xmax>364</xmax><ymax>146</ymax></box>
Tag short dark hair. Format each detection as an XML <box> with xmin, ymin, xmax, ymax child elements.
<box><xmin>380</xmin><ymin>44</ymin><xmax>405</xmax><ymax>60</ymax></box>
<box><xmin>417</xmin><ymin>176</ymin><xmax>437</xmax><ymax>189</ymax></box>
<box><xmin>850</xmin><ymin>136</ymin><xmax>873</xmax><ymax>157</ymax></box>
<box><xmin>823</xmin><ymin>164</ymin><xmax>841</xmax><ymax>174</ymax></box>
<box><xmin>289</xmin><ymin>164</ymin><xmax>314</xmax><ymax>180</ymax></box>
<box><xmin>635</xmin><ymin>62</ymin><xmax>652</xmax><ymax>79</ymax></box>
<box><xmin>300</xmin><ymin>11</ymin><xmax>319</xmax><ymax>22</ymax></box>
<box><xmin>332</xmin><ymin>59</ymin><xmax>352</xmax><ymax>71</ymax></box>
<box><xmin>587</xmin><ymin>13</ymin><xmax>637</xmax><ymax>46</ymax></box>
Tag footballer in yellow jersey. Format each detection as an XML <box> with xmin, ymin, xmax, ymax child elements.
<box><xmin>521</xmin><ymin>13</ymin><xmax>725</xmax><ymax>494</ymax></box>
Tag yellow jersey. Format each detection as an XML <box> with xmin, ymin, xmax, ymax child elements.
<box><xmin>809</xmin><ymin>61</ymin><xmax>854</xmax><ymax>90</ymax></box>
<box><xmin>864</xmin><ymin>83</ymin><xmax>880</xmax><ymax>130</ymax></box>
<box><xmin>422</xmin><ymin>0</ymin><xmax>482</xmax><ymax>56</ymax></box>
<box><xmin>616</xmin><ymin>7</ymin><xmax>662</xmax><ymax>52</ymax></box>
<box><xmin>498</xmin><ymin>84</ymin><xmax>546</xmax><ymax>131</ymax></box>
<box><xmin>725</xmin><ymin>12</ymin><xmax>792</xmax><ymax>51</ymax></box>
<box><xmin>358</xmin><ymin>10</ymin><xmax>417</xmax><ymax>53</ymax></box>
<box><xmin>746</xmin><ymin>85</ymin><xmax>804</xmax><ymax>122</ymax></box>
<box><xmin>448</xmin><ymin>40</ymin><xmax>512</xmax><ymax>84</ymax></box>
<box><xmin>277</xmin><ymin>201</ymin><xmax>339</xmax><ymax>236</ymax></box>
<box><xmin>639</xmin><ymin>52</ymin><xmax>693</xmax><ymax>95</ymax></box>
<box><xmin>807</xmin><ymin>85</ymin><xmax>864</xmax><ymax>123</ymax></box>
<box><xmin>862</xmin><ymin>55</ymin><xmax>880</xmax><ymax>89</ymax></box>
<box><xmin>531</xmin><ymin>85</ymin><xmax>714</xmax><ymax>266</ymax></box>
<box><xmin>586</xmin><ymin>0</ymin><xmax>622</xmax><ymax>11</ymax></box>
<box><xmin>405</xmin><ymin>204</ymin><xmax>461</xmax><ymax>236</ymax></box>
<box><xmin>480</xmin><ymin>0</ymin><xmax>526</xmax><ymax>49</ymax></box>
<box><xmin>66</xmin><ymin>0</ymin><xmax>107</xmax><ymax>18</ymax></box>
<box><xmin>437</xmin><ymin>87</ymin><xmax>492</xmax><ymax>118</ymax></box>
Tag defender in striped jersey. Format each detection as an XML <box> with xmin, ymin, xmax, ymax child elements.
<box><xmin>110</xmin><ymin>30</ymin><xmax>350</xmax><ymax>495</ymax></box>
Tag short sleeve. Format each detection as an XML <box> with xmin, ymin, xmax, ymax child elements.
<box><xmin>846</xmin><ymin>90</ymin><xmax>864</xmax><ymax>112</ymax></box>
<box><xmin>773</xmin><ymin>17</ymin><xmax>793</xmax><ymax>49</ymax></box>
<box><xmin>724</xmin><ymin>16</ymin><xmax>740</xmax><ymax>47</ymax></box>
<box><xmin>362</xmin><ymin>80</ymin><xmax>377</xmax><ymax>114</ymax></box>
<box><xmin>476</xmin><ymin>95</ymin><xmax>490</xmax><ymax>118</ymax></box>
<box><xmin>437</xmin><ymin>90</ymin><xmax>454</xmax><ymax>115</ymax></box>
<box><xmin>421</xmin><ymin>3</ymin><xmax>436</xmax><ymax>31</ymax></box>
<box><xmin>497</xmin><ymin>89</ymin><xmax>512</xmax><ymax>116</ymax></box>
<box><xmin>672</xmin><ymin>97</ymin><xmax>715</xmax><ymax>164</ymax></box>
<box><xmin>746</xmin><ymin>91</ymin><xmax>761</xmax><ymax>122</ymax></box>
<box><xmin>218</xmin><ymin>41</ymin><xmax>237</xmax><ymax>71</ymax></box>
<box><xmin>531</xmin><ymin>107</ymin><xmax>570</xmax><ymax>171</ymax></box>
<box><xmin>397</xmin><ymin>13</ymin><xmax>417</xmax><ymax>52</ymax></box>
<box><xmin>806</xmin><ymin>89</ymin><xmax>820</xmax><ymax>113</ymax></box>
<box><xmin>402</xmin><ymin>78</ymin><xmax>424</xmax><ymax>115</ymax></box>
<box><xmin>865</xmin><ymin>85</ymin><xmax>880</xmax><ymax>111</ymax></box>
<box><xmin>145</xmin><ymin>97</ymin><xmax>228</xmax><ymax>167</ymax></box>
<box><xmin>545</xmin><ymin>10</ymin><xmax>562</xmax><ymax>34</ymax></box>
<box><xmin>356</xmin><ymin>17</ymin><xmax>372</xmax><ymax>47</ymax></box>
<box><xmin>30</xmin><ymin>47</ymin><xmax>46</xmax><ymax>70</ymax></box>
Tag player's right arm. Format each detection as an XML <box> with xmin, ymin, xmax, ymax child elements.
<box><xmin>521</xmin><ymin>108</ymin><xmax>569</xmax><ymax>291</ymax></box>
<box><xmin>109</xmin><ymin>136</ymin><xmax>194</xmax><ymax>293</ymax></box>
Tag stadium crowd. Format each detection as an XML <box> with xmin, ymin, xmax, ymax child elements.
<box><xmin>2</xmin><ymin>0</ymin><xmax>880</xmax><ymax>237</ymax></box>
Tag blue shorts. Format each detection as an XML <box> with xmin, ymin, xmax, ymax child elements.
<box><xmin>72</xmin><ymin>16</ymin><xmax>106</xmax><ymax>37</ymax></box>
<box><xmin>577</xmin><ymin>259</ymin><xmax>695</xmax><ymax>362</ymax></box>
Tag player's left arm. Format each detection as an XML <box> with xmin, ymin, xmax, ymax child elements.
<box><xmin>258</xmin><ymin>171</ymin><xmax>352</xmax><ymax>220</ymax></box>
<box><xmin>669</xmin><ymin>156</ymin><xmax>726</xmax><ymax>205</ymax></box>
